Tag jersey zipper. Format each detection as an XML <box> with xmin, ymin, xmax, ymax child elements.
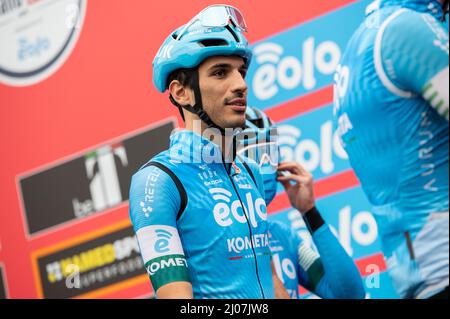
<box><xmin>221</xmin><ymin>160</ymin><xmax>266</xmax><ymax>299</ymax></box>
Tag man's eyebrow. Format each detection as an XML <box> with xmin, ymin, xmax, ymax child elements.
<box><xmin>208</xmin><ymin>63</ymin><xmax>232</xmax><ymax>71</ymax></box>
<box><xmin>208</xmin><ymin>63</ymin><xmax>247</xmax><ymax>71</ymax></box>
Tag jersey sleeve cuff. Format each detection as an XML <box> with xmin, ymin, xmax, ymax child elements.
<box><xmin>303</xmin><ymin>206</ymin><xmax>325</xmax><ymax>234</ymax></box>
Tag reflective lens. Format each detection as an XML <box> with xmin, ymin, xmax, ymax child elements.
<box><xmin>200</xmin><ymin>5</ymin><xmax>248</xmax><ymax>31</ymax></box>
<box><xmin>236</xmin><ymin>127</ymin><xmax>279</xmax><ymax>175</ymax></box>
<box><xmin>226</xmin><ymin>6</ymin><xmax>247</xmax><ymax>31</ymax></box>
<box><xmin>176</xmin><ymin>5</ymin><xmax>247</xmax><ymax>41</ymax></box>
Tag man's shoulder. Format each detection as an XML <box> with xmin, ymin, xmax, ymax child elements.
<box><xmin>380</xmin><ymin>7</ymin><xmax>438</xmax><ymax>48</ymax></box>
<box><xmin>145</xmin><ymin>149</ymin><xmax>171</xmax><ymax>167</ymax></box>
<box><xmin>268</xmin><ymin>220</ymin><xmax>303</xmax><ymax>258</ymax></box>
<box><xmin>347</xmin><ymin>7</ymin><xmax>420</xmax><ymax>49</ymax></box>
<box><xmin>268</xmin><ymin>220</ymin><xmax>293</xmax><ymax>240</ymax></box>
<box><xmin>131</xmin><ymin>148</ymin><xmax>176</xmax><ymax>183</ymax></box>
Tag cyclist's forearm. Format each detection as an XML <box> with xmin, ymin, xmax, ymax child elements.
<box><xmin>156</xmin><ymin>281</ymin><xmax>193</xmax><ymax>299</ymax></box>
<box><xmin>306</xmin><ymin>208</ymin><xmax>365</xmax><ymax>299</ymax></box>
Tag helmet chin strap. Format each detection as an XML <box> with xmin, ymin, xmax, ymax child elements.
<box><xmin>177</xmin><ymin>69</ymin><xmax>229</xmax><ymax>136</ymax></box>
<box><xmin>176</xmin><ymin>70</ymin><xmax>240</xmax><ymax>162</ymax></box>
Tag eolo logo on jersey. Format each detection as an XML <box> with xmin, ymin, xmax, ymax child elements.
<box><xmin>209</xmin><ymin>188</ymin><xmax>267</xmax><ymax>228</ymax></box>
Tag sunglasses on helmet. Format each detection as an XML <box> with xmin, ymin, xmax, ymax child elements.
<box><xmin>176</xmin><ymin>4</ymin><xmax>248</xmax><ymax>41</ymax></box>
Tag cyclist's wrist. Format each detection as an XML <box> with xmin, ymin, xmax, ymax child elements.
<box><xmin>302</xmin><ymin>206</ymin><xmax>325</xmax><ymax>234</ymax></box>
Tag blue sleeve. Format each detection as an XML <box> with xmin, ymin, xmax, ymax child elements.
<box><xmin>129</xmin><ymin>165</ymin><xmax>180</xmax><ymax>232</ymax></box>
<box><xmin>129</xmin><ymin>165</ymin><xmax>191</xmax><ymax>291</ymax></box>
<box><xmin>308</xmin><ymin>224</ymin><xmax>365</xmax><ymax>299</ymax></box>
<box><xmin>380</xmin><ymin>10</ymin><xmax>449</xmax><ymax>94</ymax></box>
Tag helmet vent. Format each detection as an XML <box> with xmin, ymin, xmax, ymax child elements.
<box><xmin>198</xmin><ymin>39</ymin><xmax>229</xmax><ymax>47</ymax></box>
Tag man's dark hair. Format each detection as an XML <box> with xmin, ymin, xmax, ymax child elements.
<box><xmin>167</xmin><ymin>68</ymin><xmax>197</xmax><ymax>121</ymax></box>
<box><xmin>443</xmin><ymin>0</ymin><xmax>449</xmax><ymax>21</ymax></box>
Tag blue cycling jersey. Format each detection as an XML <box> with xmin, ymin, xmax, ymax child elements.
<box><xmin>243</xmin><ymin>107</ymin><xmax>364</xmax><ymax>299</ymax></box>
<box><xmin>129</xmin><ymin>129</ymin><xmax>274</xmax><ymax>299</ymax></box>
<box><xmin>333</xmin><ymin>0</ymin><xmax>449</xmax><ymax>298</ymax></box>
<box><xmin>268</xmin><ymin>220</ymin><xmax>365</xmax><ymax>299</ymax></box>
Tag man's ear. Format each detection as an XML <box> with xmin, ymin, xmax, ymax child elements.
<box><xmin>169</xmin><ymin>80</ymin><xmax>194</xmax><ymax>106</ymax></box>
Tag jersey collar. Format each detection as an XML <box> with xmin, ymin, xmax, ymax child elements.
<box><xmin>169</xmin><ymin>129</ymin><xmax>237</xmax><ymax>164</ymax></box>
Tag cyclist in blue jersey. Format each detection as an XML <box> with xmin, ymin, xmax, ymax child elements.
<box><xmin>333</xmin><ymin>0</ymin><xmax>449</xmax><ymax>298</ymax></box>
<box><xmin>130</xmin><ymin>3</ymin><xmax>365</xmax><ymax>299</ymax></box>
<box><xmin>129</xmin><ymin>5</ymin><xmax>275</xmax><ymax>299</ymax></box>
<box><xmin>242</xmin><ymin>108</ymin><xmax>365</xmax><ymax>299</ymax></box>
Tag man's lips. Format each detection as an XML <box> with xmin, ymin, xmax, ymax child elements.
<box><xmin>226</xmin><ymin>98</ymin><xmax>247</xmax><ymax>112</ymax></box>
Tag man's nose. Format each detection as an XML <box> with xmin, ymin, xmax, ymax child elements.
<box><xmin>230</xmin><ymin>70</ymin><xmax>248</xmax><ymax>94</ymax></box>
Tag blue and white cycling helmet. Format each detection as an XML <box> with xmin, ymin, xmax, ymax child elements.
<box><xmin>236</xmin><ymin>106</ymin><xmax>280</xmax><ymax>205</ymax></box>
<box><xmin>152</xmin><ymin>5</ymin><xmax>253</xmax><ymax>132</ymax></box>
<box><xmin>153</xmin><ymin>4</ymin><xmax>252</xmax><ymax>93</ymax></box>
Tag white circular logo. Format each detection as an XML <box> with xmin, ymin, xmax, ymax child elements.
<box><xmin>0</xmin><ymin>0</ymin><xmax>87</xmax><ymax>86</ymax></box>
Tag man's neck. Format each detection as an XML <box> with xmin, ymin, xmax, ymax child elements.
<box><xmin>185</xmin><ymin>119</ymin><xmax>236</xmax><ymax>163</ymax></box>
